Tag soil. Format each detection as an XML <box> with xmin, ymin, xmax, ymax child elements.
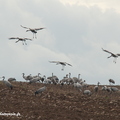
<box><xmin>0</xmin><ymin>81</ymin><xmax>120</xmax><ymax>120</ymax></box>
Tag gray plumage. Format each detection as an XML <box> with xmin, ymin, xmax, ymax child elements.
<box><xmin>22</xmin><ymin>73</ymin><xmax>32</xmax><ymax>81</ymax></box>
<box><xmin>106</xmin><ymin>87</ymin><xmax>112</xmax><ymax>92</ymax></box>
<box><xmin>101</xmin><ymin>86</ymin><xmax>107</xmax><ymax>91</ymax></box>
<box><xmin>8</xmin><ymin>77</ymin><xmax>16</xmax><ymax>82</ymax></box>
<box><xmin>94</xmin><ymin>82</ymin><xmax>100</xmax><ymax>92</ymax></box>
<box><xmin>111</xmin><ymin>87</ymin><xmax>119</xmax><ymax>92</ymax></box>
<box><xmin>74</xmin><ymin>82</ymin><xmax>82</xmax><ymax>89</ymax></box>
<box><xmin>83</xmin><ymin>90</ymin><xmax>92</xmax><ymax>95</ymax></box>
<box><xmin>29</xmin><ymin>77</ymin><xmax>41</xmax><ymax>84</ymax></box>
<box><xmin>1</xmin><ymin>76</ymin><xmax>13</xmax><ymax>89</ymax></box>
<box><xmin>35</xmin><ymin>86</ymin><xmax>46</xmax><ymax>95</ymax></box>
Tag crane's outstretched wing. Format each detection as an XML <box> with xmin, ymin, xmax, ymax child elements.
<box><xmin>20</xmin><ymin>25</ymin><xmax>29</xmax><ymax>29</ymax></box>
<box><xmin>9</xmin><ymin>37</ymin><xmax>19</xmax><ymax>40</ymax></box>
<box><xmin>102</xmin><ymin>48</ymin><xmax>115</xmax><ymax>55</ymax></box>
<box><xmin>65</xmin><ymin>62</ymin><xmax>72</xmax><ymax>66</ymax></box>
<box><xmin>116</xmin><ymin>54</ymin><xmax>120</xmax><ymax>56</ymax></box>
<box><xmin>49</xmin><ymin>61</ymin><xmax>60</xmax><ymax>64</ymax></box>
<box><xmin>24</xmin><ymin>38</ymin><xmax>32</xmax><ymax>40</ymax></box>
<box><xmin>34</xmin><ymin>28</ymin><xmax>45</xmax><ymax>31</ymax></box>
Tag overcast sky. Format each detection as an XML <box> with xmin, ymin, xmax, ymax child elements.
<box><xmin>1</xmin><ymin>0</ymin><xmax>120</xmax><ymax>85</ymax></box>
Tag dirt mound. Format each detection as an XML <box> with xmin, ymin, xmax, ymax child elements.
<box><xmin>0</xmin><ymin>81</ymin><xmax>120</xmax><ymax>120</ymax></box>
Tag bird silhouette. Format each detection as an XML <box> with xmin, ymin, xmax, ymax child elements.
<box><xmin>9</xmin><ymin>37</ymin><xmax>32</xmax><ymax>45</ymax></box>
<box><xmin>21</xmin><ymin>25</ymin><xmax>45</xmax><ymax>39</ymax></box>
<box><xmin>49</xmin><ymin>61</ymin><xmax>72</xmax><ymax>70</ymax></box>
<box><xmin>102</xmin><ymin>48</ymin><xmax>120</xmax><ymax>63</ymax></box>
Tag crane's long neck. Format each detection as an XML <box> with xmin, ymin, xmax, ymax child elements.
<box><xmin>44</xmin><ymin>75</ymin><xmax>46</xmax><ymax>80</ymax></box>
<box><xmin>38</xmin><ymin>73</ymin><xmax>41</xmax><ymax>77</ymax></box>
<box><xmin>52</xmin><ymin>73</ymin><xmax>53</xmax><ymax>77</ymax></box>
<box><xmin>78</xmin><ymin>74</ymin><xmax>80</xmax><ymax>80</ymax></box>
<box><xmin>69</xmin><ymin>73</ymin><xmax>71</xmax><ymax>78</ymax></box>
<box><xmin>22</xmin><ymin>73</ymin><xmax>26</xmax><ymax>79</ymax></box>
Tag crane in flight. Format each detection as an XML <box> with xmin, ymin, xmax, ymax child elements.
<box><xmin>102</xmin><ymin>48</ymin><xmax>120</xmax><ymax>63</ymax></box>
<box><xmin>49</xmin><ymin>61</ymin><xmax>72</xmax><ymax>70</ymax></box>
<box><xmin>9</xmin><ymin>37</ymin><xmax>32</xmax><ymax>45</ymax></box>
<box><xmin>21</xmin><ymin>25</ymin><xmax>45</xmax><ymax>38</ymax></box>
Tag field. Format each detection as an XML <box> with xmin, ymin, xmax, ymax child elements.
<box><xmin>0</xmin><ymin>81</ymin><xmax>120</xmax><ymax>120</ymax></box>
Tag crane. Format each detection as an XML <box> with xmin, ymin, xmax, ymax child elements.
<box><xmin>9</xmin><ymin>37</ymin><xmax>32</xmax><ymax>45</ymax></box>
<box><xmin>49</xmin><ymin>61</ymin><xmax>72</xmax><ymax>70</ymax></box>
<box><xmin>21</xmin><ymin>25</ymin><xmax>45</xmax><ymax>38</ymax></box>
<box><xmin>102</xmin><ymin>48</ymin><xmax>120</xmax><ymax>63</ymax></box>
<box><xmin>1</xmin><ymin>76</ymin><xmax>13</xmax><ymax>89</ymax></box>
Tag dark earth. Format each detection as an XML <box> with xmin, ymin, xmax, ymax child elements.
<box><xmin>0</xmin><ymin>81</ymin><xmax>120</xmax><ymax>120</ymax></box>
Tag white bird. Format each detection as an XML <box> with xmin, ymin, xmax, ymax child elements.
<box><xmin>35</xmin><ymin>86</ymin><xmax>46</xmax><ymax>95</ymax></box>
<box><xmin>102</xmin><ymin>48</ymin><xmax>120</xmax><ymax>63</ymax></box>
<box><xmin>9</xmin><ymin>37</ymin><xmax>32</xmax><ymax>45</ymax></box>
<box><xmin>1</xmin><ymin>76</ymin><xmax>13</xmax><ymax>89</ymax></box>
<box><xmin>49</xmin><ymin>61</ymin><xmax>72</xmax><ymax>70</ymax></box>
<box><xmin>21</xmin><ymin>25</ymin><xmax>45</xmax><ymax>39</ymax></box>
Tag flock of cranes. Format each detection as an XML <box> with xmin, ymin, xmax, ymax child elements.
<box><xmin>7</xmin><ymin>25</ymin><xmax>120</xmax><ymax>95</ymax></box>
<box><xmin>8</xmin><ymin>25</ymin><xmax>120</xmax><ymax>72</ymax></box>
<box><xmin>9</xmin><ymin>25</ymin><xmax>45</xmax><ymax>45</ymax></box>
<box><xmin>8</xmin><ymin>25</ymin><xmax>72</xmax><ymax>70</ymax></box>
<box><xmin>0</xmin><ymin>72</ymin><xmax>119</xmax><ymax>96</ymax></box>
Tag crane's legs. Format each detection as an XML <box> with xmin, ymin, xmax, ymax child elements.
<box><xmin>35</xmin><ymin>33</ymin><xmax>37</xmax><ymax>39</ymax></box>
<box><xmin>107</xmin><ymin>55</ymin><xmax>112</xmax><ymax>58</ymax></box>
<box><xmin>113</xmin><ymin>58</ymin><xmax>117</xmax><ymax>63</ymax></box>
<box><xmin>61</xmin><ymin>65</ymin><xmax>65</xmax><ymax>71</ymax></box>
<box><xmin>33</xmin><ymin>34</ymin><xmax>34</xmax><ymax>39</ymax></box>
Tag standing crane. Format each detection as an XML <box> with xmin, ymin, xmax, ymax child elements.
<box><xmin>49</xmin><ymin>61</ymin><xmax>72</xmax><ymax>70</ymax></box>
<box><xmin>21</xmin><ymin>25</ymin><xmax>45</xmax><ymax>38</ymax></box>
<box><xmin>102</xmin><ymin>48</ymin><xmax>120</xmax><ymax>63</ymax></box>
<box><xmin>1</xmin><ymin>76</ymin><xmax>13</xmax><ymax>89</ymax></box>
<box><xmin>22</xmin><ymin>73</ymin><xmax>32</xmax><ymax>81</ymax></box>
<box><xmin>9</xmin><ymin>37</ymin><xmax>32</xmax><ymax>45</ymax></box>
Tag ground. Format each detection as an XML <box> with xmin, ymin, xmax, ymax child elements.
<box><xmin>0</xmin><ymin>81</ymin><xmax>120</xmax><ymax>120</ymax></box>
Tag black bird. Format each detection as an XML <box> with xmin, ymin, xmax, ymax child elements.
<box><xmin>49</xmin><ymin>61</ymin><xmax>72</xmax><ymax>70</ymax></box>
<box><xmin>9</xmin><ymin>37</ymin><xmax>32</xmax><ymax>45</ymax></box>
<box><xmin>102</xmin><ymin>48</ymin><xmax>120</xmax><ymax>63</ymax></box>
<box><xmin>21</xmin><ymin>25</ymin><xmax>45</xmax><ymax>38</ymax></box>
